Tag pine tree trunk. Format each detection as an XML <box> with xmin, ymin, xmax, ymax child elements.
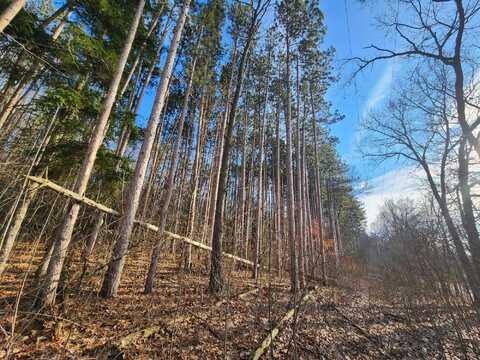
<box><xmin>84</xmin><ymin>211</ymin><xmax>104</xmax><ymax>259</ymax></box>
<box><xmin>208</xmin><ymin>7</ymin><xmax>260</xmax><ymax>292</ymax></box>
<box><xmin>144</xmin><ymin>56</ymin><xmax>196</xmax><ymax>293</ymax></box>
<box><xmin>171</xmin><ymin>141</ymin><xmax>190</xmax><ymax>254</ymax></box>
<box><xmin>0</xmin><ymin>104</ymin><xmax>59</xmax><ymax>275</ymax></box>
<box><xmin>36</xmin><ymin>0</ymin><xmax>146</xmax><ymax>308</ymax></box>
<box><xmin>301</xmin><ymin>115</ymin><xmax>311</xmax><ymax>277</ymax></box>
<box><xmin>274</xmin><ymin>108</ymin><xmax>282</xmax><ymax>277</ymax></box>
<box><xmin>140</xmin><ymin>102</ymin><xmax>168</xmax><ymax>220</ymax></box>
<box><xmin>184</xmin><ymin>92</ymin><xmax>206</xmax><ymax>271</ymax></box>
<box><xmin>253</xmin><ymin>111</ymin><xmax>265</xmax><ymax>279</ymax></box>
<box><xmin>295</xmin><ymin>59</ymin><xmax>305</xmax><ymax>288</ymax></box>
<box><xmin>284</xmin><ymin>33</ymin><xmax>299</xmax><ymax>293</ymax></box>
<box><xmin>237</xmin><ymin>111</ymin><xmax>247</xmax><ymax>260</ymax></box>
<box><xmin>118</xmin><ymin>6</ymin><xmax>165</xmax><ymax>98</ymax></box>
<box><xmin>310</xmin><ymin>84</ymin><xmax>326</xmax><ymax>284</ymax></box>
<box><xmin>202</xmin><ymin>111</ymin><xmax>225</xmax><ymax>245</ymax></box>
<box><xmin>244</xmin><ymin>157</ymin><xmax>254</xmax><ymax>261</ymax></box>
<box><xmin>0</xmin><ymin>0</ymin><xmax>27</xmax><ymax>33</ymax></box>
<box><xmin>328</xmin><ymin>181</ymin><xmax>339</xmax><ymax>270</ymax></box>
<box><xmin>205</xmin><ymin>104</ymin><xmax>228</xmax><ymax>245</ymax></box>
<box><xmin>99</xmin><ymin>0</ymin><xmax>190</xmax><ymax>298</ymax></box>
<box><xmin>0</xmin><ymin>184</ymin><xmax>35</xmax><ymax>276</ymax></box>
<box><xmin>116</xmin><ymin>24</ymin><xmax>169</xmax><ymax>160</ymax></box>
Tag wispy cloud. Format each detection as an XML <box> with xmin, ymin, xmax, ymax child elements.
<box><xmin>358</xmin><ymin>166</ymin><xmax>424</xmax><ymax>230</ymax></box>
<box><xmin>361</xmin><ymin>60</ymin><xmax>399</xmax><ymax>119</ymax></box>
<box><xmin>352</xmin><ymin>60</ymin><xmax>400</xmax><ymax>154</ymax></box>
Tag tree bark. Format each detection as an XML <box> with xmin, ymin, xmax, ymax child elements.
<box><xmin>452</xmin><ymin>0</ymin><xmax>480</xmax><ymax>159</ymax></box>
<box><xmin>253</xmin><ymin>111</ymin><xmax>265</xmax><ymax>279</ymax></box>
<box><xmin>310</xmin><ymin>84</ymin><xmax>326</xmax><ymax>284</ymax></box>
<box><xmin>208</xmin><ymin>1</ymin><xmax>266</xmax><ymax>293</ymax></box>
<box><xmin>184</xmin><ymin>91</ymin><xmax>206</xmax><ymax>271</ymax></box>
<box><xmin>0</xmin><ymin>184</ymin><xmax>35</xmax><ymax>276</ymax></box>
<box><xmin>36</xmin><ymin>0</ymin><xmax>146</xmax><ymax>308</ymax></box>
<box><xmin>0</xmin><ymin>0</ymin><xmax>27</xmax><ymax>33</ymax></box>
<box><xmin>458</xmin><ymin>138</ymin><xmax>480</xmax><ymax>275</ymax></box>
<box><xmin>274</xmin><ymin>108</ymin><xmax>282</xmax><ymax>276</ymax></box>
<box><xmin>143</xmin><ymin>53</ymin><xmax>198</xmax><ymax>293</ymax></box>
<box><xmin>284</xmin><ymin>33</ymin><xmax>299</xmax><ymax>293</ymax></box>
<box><xmin>236</xmin><ymin>111</ymin><xmax>247</xmax><ymax>261</ymax></box>
<box><xmin>99</xmin><ymin>0</ymin><xmax>190</xmax><ymax>298</ymax></box>
<box><xmin>295</xmin><ymin>58</ymin><xmax>305</xmax><ymax>288</ymax></box>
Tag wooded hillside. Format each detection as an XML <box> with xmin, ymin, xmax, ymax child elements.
<box><xmin>0</xmin><ymin>0</ymin><xmax>478</xmax><ymax>359</ymax></box>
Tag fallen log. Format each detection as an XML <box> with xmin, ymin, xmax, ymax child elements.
<box><xmin>26</xmin><ymin>175</ymin><xmax>255</xmax><ymax>267</ymax></box>
<box><xmin>164</xmin><ymin>231</ymin><xmax>255</xmax><ymax>266</ymax></box>
<box><xmin>252</xmin><ymin>288</ymin><xmax>317</xmax><ymax>360</ymax></box>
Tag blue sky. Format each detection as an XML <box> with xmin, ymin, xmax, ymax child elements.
<box><xmin>320</xmin><ymin>1</ymin><xmax>421</xmax><ymax>226</ymax></box>
<box><xmin>134</xmin><ymin>0</ymin><xmax>410</xmax><ymax>225</ymax></box>
<box><xmin>322</xmin><ymin>0</ymin><xmax>397</xmax><ymax>181</ymax></box>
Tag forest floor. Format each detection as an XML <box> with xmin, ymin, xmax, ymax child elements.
<box><xmin>1</xmin><ymin>239</ymin><xmax>479</xmax><ymax>359</ymax></box>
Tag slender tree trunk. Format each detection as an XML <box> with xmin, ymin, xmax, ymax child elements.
<box><xmin>115</xmin><ymin>64</ymin><xmax>143</xmax><ymax>160</ymax></box>
<box><xmin>422</xmin><ymin>159</ymin><xmax>480</xmax><ymax>304</ymax></box>
<box><xmin>208</xmin><ymin>4</ymin><xmax>262</xmax><ymax>292</ymax></box>
<box><xmin>0</xmin><ymin>0</ymin><xmax>27</xmax><ymax>33</ymax></box>
<box><xmin>84</xmin><ymin>211</ymin><xmax>104</xmax><ymax>259</ymax></box>
<box><xmin>202</xmin><ymin>114</ymin><xmax>223</xmax><ymax>245</ymax></box>
<box><xmin>295</xmin><ymin>59</ymin><xmax>305</xmax><ymax>288</ymax></box>
<box><xmin>36</xmin><ymin>0</ymin><xmax>146</xmax><ymax>308</ymax></box>
<box><xmin>301</xmin><ymin>114</ymin><xmax>312</xmax><ymax>278</ymax></box>
<box><xmin>458</xmin><ymin>138</ymin><xmax>480</xmax><ymax>275</ymax></box>
<box><xmin>244</xmin><ymin>136</ymin><xmax>256</xmax><ymax>261</ymax></box>
<box><xmin>204</xmin><ymin>45</ymin><xmax>237</xmax><ymax>249</ymax></box>
<box><xmin>99</xmin><ymin>0</ymin><xmax>190</xmax><ymax>298</ymax></box>
<box><xmin>284</xmin><ymin>33</ymin><xmax>299</xmax><ymax>293</ymax></box>
<box><xmin>118</xmin><ymin>6</ymin><xmax>165</xmax><ymax>98</ymax></box>
<box><xmin>172</xmin><ymin>139</ymin><xmax>190</xmax><ymax>251</ymax></box>
<box><xmin>253</xmin><ymin>111</ymin><xmax>265</xmax><ymax>279</ymax></box>
<box><xmin>310</xmin><ymin>84</ymin><xmax>326</xmax><ymax>284</ymax></box>
<box><xmin>452</xmin><ymin>0</ymin><xmax>480</xmax><ymax>159</ymax></box>
<box><xmin>328</xmin><ymin>182</ymin><xmax>339</xmax><ymax>270</ymax></box>
<box><xmin>184</xmin><ymin>91</ymin><xmax>206</xmax><ymax>271</ymax></box>
<box><xmin>140</xmin><ymin>102</ymin><xmax>168</xmax><ymax>220</ymax></box>
<box><xmin>0</xmin><ymin>184</ymin><xmax>35</xmax><ymax>276</ymax></box>
<box><xmin>116</xmin><ymin>24</ymin><xmax>169</xmax><ymax>161</ymax></box>
<box><xmin>0</xmin><ymin>102</ymin><xmax>58</xmax><ymax>276</ymax></box>
<box><xmin>144</xmin><ymin>56</ymin><xmax>197</xmax><ymax>293</ymax></box>
<box><xmin>237</xmin><ymin>111</ymin><xmax>247</xmax><ymax>260</ymax></box>
<box><xmin>274</xmin><ymin>108</ymin><xmax>282</xmax><ymax>276</ymax></box>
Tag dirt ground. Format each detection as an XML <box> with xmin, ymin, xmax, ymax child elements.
<box><xmin>1</xmin><ymin>240</ymin><xmax>479</xmax><ymax>359</ymax></box>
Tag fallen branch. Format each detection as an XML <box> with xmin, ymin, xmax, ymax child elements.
<box><xmin>215</xmin><ymin>288</ymin><xmax>259</xmax><ymax>307</ymax></box>
<box><xmin>89</xmin><ymin>326</ymin><xmax>162</xmax><ymax>359</ymax></box>
<box><xmin>252</xmin><ymin>288</ymin><xmax>317</xmax><ymax>360</ymax></box>
<box><xmin>26</xmin><ymin>175</ymin><xmax>255</xmax><ymax>267</ymax></box>
<box><xmin>164</xmin><ymin>231</ymin><xmax>255</xmax><ymax>267</ymax></box>
<box><xmin>113</xmin><ymin>326</ymin><xmax>161</xmax><ymax>349</ymax></box>
<box><xmin>330</xmin><ymin>305</ymin><xmax>391</xmax><ymax>358</ymax></box>
<box><xmin>88</xmin><ymin>315</ymin><xmax>191</xmax><ymax>358</ymax></box>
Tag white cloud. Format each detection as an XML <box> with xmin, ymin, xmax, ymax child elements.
<box><xmin>359</xmin><ymin>166</ymin><xmax>424</xmax><ymax>230</ymax></box>
<box><xmin>353</xmin><ymin>60</ymin><xmax>400</xmax><ymax>151</ymax></box>
<box><xmin>361</xmin><ymin>60</ymin><xmax>399</xmax><ymax>118</ymax></box>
